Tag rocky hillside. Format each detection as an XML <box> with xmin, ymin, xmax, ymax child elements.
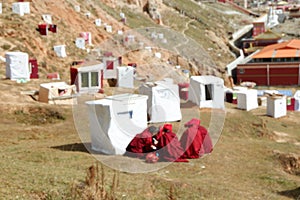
<box><xmin>0</xmin><ymin>0</ymin><xmax>255</xmax><ymax>82</ymax></box>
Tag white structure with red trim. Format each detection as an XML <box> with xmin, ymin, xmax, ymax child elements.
<box><xmin>71</xmin><ymin>61</ymin><xmax>104</xmax><ymax>93</ymax></box>
<box><xmin>103</xmin><ymin>55</ymin><xmax>119</xmax><ymax>79</ymax></box>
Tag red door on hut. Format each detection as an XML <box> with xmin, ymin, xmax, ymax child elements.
<box><xmin>29</xmin><ymin>59</ymin><xmax>39</xmax><ymax>79</ymax></box>
<box><xmin>70</xmin><ymin>61</ymin><xmax>84</xmax><ymax>85</ymax></box>
<box><xmin>48</xmin><ymin>24</ymin><xmax>57</xmax><ymax>33</ymax></box>
<box><xmin>38</xmin><ymin>24</ymin><xmax>48</xmax><ymax>35</ymax></box>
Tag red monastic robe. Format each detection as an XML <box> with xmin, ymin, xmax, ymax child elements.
<box><xmin>180</xmin><ymin>118</ymin><xmax>213</xmax><ymax>159</ymax></box>
<box><xmin>155</xmin><ymin>124</ymin><xmax>188</xmax><ymax>162</ymax></box>
<box><xmin>125</xmin><ymin>128</ymin><xmax>154</xmax><ymax>158</ymax></box>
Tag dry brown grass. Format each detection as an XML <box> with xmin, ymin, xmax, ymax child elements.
<box><xmin>0</xmin><ymin>100</ymin><xmax>299</xmax><ymax>199</ymax></box>
<box><xmin>69</xmin><ymin>163</ymin><xmax>120</xmax><ymax>200</ymax></box>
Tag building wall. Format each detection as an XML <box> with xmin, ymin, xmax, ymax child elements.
<box><xmin>237</xmin><ymin>62</ymin><xmax>300</xmax><ymax>86</ymax></box>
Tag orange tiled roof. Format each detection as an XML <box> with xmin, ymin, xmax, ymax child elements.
<box><xmin>252</xmin><ymin>39</ymin><xmax>300</xmax><ymax>58</ymax></box>
<box><xmin>274</xmin><ymin>49</ymin><xmax>298</xmax><ymax>58</ymax></box>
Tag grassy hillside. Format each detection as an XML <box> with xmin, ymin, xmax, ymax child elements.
<box><xmin>0</xmin><ymin>103</ymin><xmax>299</xmax><ymax>199</ymax></box>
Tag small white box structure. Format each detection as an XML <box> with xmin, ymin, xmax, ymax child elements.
<box><xmin>12</xmin><ymin>3</ymin><xmax>22</xmax><ymax>15</ymax></box>
<box><xmin>20</xmin><ymin>2</ymin><xmax>30</xmax><ymax>14</ymax></box>
<box><xmin>74</xmin><ymin>5</ymin><xmax>80</xmax><ymax>12</ymax></box>
<box><xmin>85</xmin><ymin>12</ymin><xmax>91</xmax><ymax>18</ymax></box>
<box><xmin>151</xmin><ymin>32</ymin><xmax>158</xmax><ymax>39</ymax></box>
<box><xmin>158</xmin><ymin>33</ymin><xmax>164</xmax><ymax>39</ymax></box>
<box><xmin>5</xmin><ymin>52</ymin><xmax>30</xmax><ymax>81</ymax></box>
<box><xmin>117</xmin><ymin>30</ymin><xmax>123</xmax><ymax>35</ymax></box>
<box><xmin>267</xmin><ymin>94</ymin><xmax>287</xmax><ymax>118</ymax></box>
<box><xmin>53</xmin><ymin>45</ymin><xmax>67</xmax><ymax>57</ymax></box>
<box><xmin>237</xmin><ymin>89</ymin><xmax>258</xmax><ymax>111</ymax></box>
<box><xmin>38</xmin><ymin>82</ymin><xmax>76</xmax><ymax>105</ymax></box>
<box><xmin>86</xmin><ymin>93</ymin><xmax>148</xmax><ymax>155</ymax></box>
<box><xmin>162</xmin><ymin>38</ymin><xmax>167</xmax><ymax>43</ymax></box>
<box><xmin>126</xmin><ymin>34</ymin><xmax>135</xmax><ymax>43</ymax></box>
<box><xmin>139</xmin><ymin>78</ymin><xmax>182</xmax><ymax>123</ymax></box>
<box><xmin>188</xmin><ymin>76</ymin><xmax>225</xmax><ymax>109</ymax></box>
<box><xmin>120</xmin><ymin>12</ymin><xmax>125</xmax><ymax>19</ymax></box>
<box><xmin>145</xmin><ymin>46</ymin><xmax>152</xmax><ymax>52</ymax></box>
<box><xmin>95</xmin><ymin>19</ymin><xmax>101</xmax><ymax>26</ymax></box>
<box><xmin>0</xmin><ymin>3</ymin><xmax>2</xmax><ymax>14</ymax></box>
<box><xmin>154</xmin><ymin>52</ymin><xmax>162</xmax><ymax>59</ymax></box>
<box><xmin>105</xmin><ymin>25</ymin><xmax>112</xmax><ymax>33</ymax></box>
<box><xmin>70</xmin><ymin>61</ymin><xmax>104</xmax><ymax>93</ymax></box>
<box><xmin>12</xmin><ymin>2</ymin><xmax>30</xmax><ymax>16</ymax></box>
<box><xmin>42</xmin><ymin>14</ymin><xmax>52</xmax><ymax>24</ymax></box>
<box><xmin>79</xmin><ymin>32</ymin><xmax>92</xmax><ymax>46</ymax></box>
<box><xmin>293</xmin><ymin>90</ymin><xmax>300</xmax><ymax>111</ymax></box>
<box><xmin>103</xmin><ymin>55</ymin><xmax>119</xmax><ymax>79</ymax></box>
<box><xmin>117</xmin><ymin>66</ymin><xmax>134</xmax><ymax>88</ymax></box>
<box><xmin>75</xmin><ymin>38</ymin><xmax>86</xmax><ymax>49</ymax></box>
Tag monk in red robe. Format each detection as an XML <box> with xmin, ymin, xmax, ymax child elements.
<box><xmin>180</xmin><ymin>118</ymin><xmax>213</xmax><ymax>159</ymax></box>
<box><xmin>125</xmin><ymin>126</ymin><xmax>158</xmax><ymax>159</ymax></box>
<box><xmin>155</xmin><ymin>124</ymin><xmax>188</xmax><ymax>162</ymax></box>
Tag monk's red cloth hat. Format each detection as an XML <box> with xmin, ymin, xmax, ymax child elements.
<box><xmin>163</xmin><ymin>123</ymin><xmax>172</xmax><ymax>132</ymax></box>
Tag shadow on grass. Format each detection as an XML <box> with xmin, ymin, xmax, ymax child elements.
<box><xmin>52</xmin><ymin>143</ymin><xmax>123</xmax><ymax>156</ymax></box>
<box><xmin>51</xmin><ymin>142</ymin><xmax>92</xmax><ymax>154</ymax></box>
<box><xmin>278</xmin><ymin>187</ymin><xmax>300</xmax><ymax>200</ymax></box>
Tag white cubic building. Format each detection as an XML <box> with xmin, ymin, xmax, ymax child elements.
<box><xmin>117</xmin><ymin>66</ymin><xmax>135</xmax><ymax>88</ymax></box>
<box><xmin>139</xmin><ymin>79</ymin><xmax>182</xmax><ymax>123</ymax></box>
<box><xmin>237</xmin><ymin>89</ymin><xmax>258</xmax><ymax>111</ymax></box>
<box><xmin>5</xmin><ymin>52</ymin><xmax>30</xmax><ymax>81</ymax></box>
<box><xmin>86</xmin><ymin>93</ymin><xmax>148</xmax><ymax>155</ymax></box>
<box><xmin>267</xmin><ymin>95</ymin><xmax>287</xmax><ymax>118</ymax></box>
<box><xmin>188</xmin><ymin>76</ymin><xmax>225</xmax><ymax>109</ymax></box>
<box><xmin>12</xmin><ymin>2</ymin><xmax>30</xmax><ymax>16</ymax></box>
<box><xmin>53</xmin><ymin>45</ymin><xmax>67</xmax><ymax>58</ymax></box>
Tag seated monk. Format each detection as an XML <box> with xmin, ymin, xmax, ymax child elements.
<box><xmin>155</xmin><ymin>124</ymin><xmax>188</xmax><ymax>162</ymax></box>
<box><xmin>180</xmin><ymin>118</ymin><xmax>213</xmax><ymax>159</ymax></box>
<box><xmin>124</xmin><ymin>126</ymin><xmax>159</xmax><ymax>159</ymax></box>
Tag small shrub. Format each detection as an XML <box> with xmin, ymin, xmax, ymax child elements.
<box><xmin>14</xmin><ymin>107</ymin><xmax>66</xmax><ymax>125</ymax></box>
<box><xmin>1</xmin><ymin>44</ymin><xmax>11</xmax><ymax>50</ymax></box>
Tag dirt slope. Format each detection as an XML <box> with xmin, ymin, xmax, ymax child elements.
<box><xmin>0</xmin><ymin>0</ymin><xmax>253</xmax><ymax>81</ymax></box>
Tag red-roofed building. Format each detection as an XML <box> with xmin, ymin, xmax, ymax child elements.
<box><xmin>236</xmin><ymin>39</ymin><xmax>300</xmax><ymax>86</ymax></box>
